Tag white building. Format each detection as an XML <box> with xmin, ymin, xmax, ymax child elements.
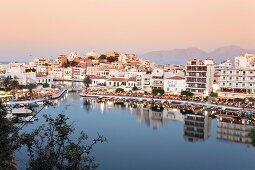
<box><xmin>219</xmin><ymin>54</ymin><xmax>255</xmax><ymax>98</ymax></box>
<box><xmin>235</xmin><ymin>53</ymin><xmax>255</xmax><ymax>68</ymax></box>
<box><xmin>185</xmin><ymin>59</ymin><xmax>215</xmax><ymax>95</ymax></box>
<box><xmin>63</xmin><ymin>68</ymin><xmax>73</xmax><ymax>79</ymax></box>
<box><xmin>36</xmin><ymin>75</ymin><xmax>53</xmax><ymax>86</ymax></box>
<box><xmin>164</xmin><ymin>76</ymin><xmax>186</xmax><ymax>94</ymax></box>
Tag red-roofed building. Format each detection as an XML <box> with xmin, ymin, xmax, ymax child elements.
<box><xmin>106</xmin><ymin>77</ymin><xmax>127</xmax><ymax>87</ymax></box>
<box><xmin>126</xmin><ymin>77</ymin><xmax>137</xmax><ymax>88</ymax></box>
<box><xmin>164</xmin><ymin>76</ymin><xmax>186</xmax><ymax>94</ymax></box>
<box><xmin>90</xmin><ymin>75</ymin><xmax>107</xmax><ymax>86</ymax></box>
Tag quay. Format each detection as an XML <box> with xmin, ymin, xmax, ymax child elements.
<box><xmin>80</xmin><ymin>93</ymin><xmax>254</xmax><ymax>112</ymax></box>
<box><xmin>7</xmin><ymin>89</ymin><xmax>67</xmax><ymax>105</ymax></box>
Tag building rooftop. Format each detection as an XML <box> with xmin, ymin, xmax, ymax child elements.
<box><xmin>167</xmin><ymin>76</ymin><xmax>185</xmax><ymax>80</ymax></box>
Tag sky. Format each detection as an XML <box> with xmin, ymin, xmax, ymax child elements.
<box><xmin>0</xmin><ymin>0</ymin><xmax>254</xmax><ymax>61</ymax></box>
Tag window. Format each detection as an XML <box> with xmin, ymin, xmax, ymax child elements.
<box><xmin>250</xmin><ymin>84</ymin><xmax>252</xmax><ymax>86</ymax></box>
<box><xmin>236</xmin><ymin>83</ymin><xmax>238</xmax><ymax>86</ymax></box>
<box><xmin>230</xmin><ymin>71</ymin><xmax>232</xmax><ymax>74</ymax></box>
<box><xmin>242</xmin><ymin>84</ymin><xmax>245</xmax><ymax>87</ymax></box>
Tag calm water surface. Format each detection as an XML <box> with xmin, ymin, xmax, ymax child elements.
<box><xmin>17</xmin><ymin>92</ymin><xmax>255</xmax><ymax>170</ymax></box>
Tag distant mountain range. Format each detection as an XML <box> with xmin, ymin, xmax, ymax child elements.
<box><xmin>142</xmin><ymin>45</ymin><xmax>255</xmax><ymax>64</ymax></box>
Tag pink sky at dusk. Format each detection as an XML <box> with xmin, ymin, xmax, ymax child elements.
<box><xmin>0</xmin><ymin>0</ymin><xmax>254</xmax><ymax>61</ymax></box>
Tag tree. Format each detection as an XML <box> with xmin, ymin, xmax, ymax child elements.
<box><xmin>181</xmin><ymin>90</ymin><xmax>194</xmax><ymax>97</ymax></box>
<box><xmin>234</xmin><ymin>98</ymin><xmax>244</xmax><ymax>102</ymax></box>
<box><xmin>42</xmin><ymin>83</ymin><xmax>50</xmax><ymax>88</ymax></box>
<box><xmin>152</xmin><ymin>88</ymin><xmax>165</xmax><ymax>95</ymax></box>
<box><xmin>0</xmin><ymin>100</ymin><xmax>107</xmax><ymax>169</ymax></box>
<box><xmin>88</xmin><ymin>56</ymin><xmax>95</xmax><ymax>60</ymax></box>
<box><xmin>107</xmin><ymin>56</ymin><xmax>117</xmax><ymax>62</ymax></box>
<box><xmin>0</xmin><ymin>101</ymin><xmax>19</xmax><ymax>169</ymax></box>
<box><xmin>62</xmin><ymin>62</ymin><xmax>68</xmax><ymax>68</ymax></box>
<box><xmin>209</xmin><ymin>92</ymin><xmax>218</xmax><ymax>98</ymax></box>
<box><xmin>99</xmin><ymin>55</ymin><xmax>107</xmax><ymax>60</ymax></box>
<box><xmin>132</xmin><ymin>86</ymin><xmax>139</xmax><ymax>91</ymax></box>
<box><xmin>19</xmin><ymin>114</ymin><xmax>107</xmax><ymax>169</ymax></box>
<box><xmin>10</xmin><ymin>80</ymin><xmax>19</xmax><ymax>91</ymax></box>
<box><xmin>247</xmin><ymin>97</ymin><xmax>255</xmax><ymax>103</ymax></box>
<box><xmin>115</xmin><ymin>88</ymin><xmax>124</xmax><ymax>93</ymax></box>
<box><xmin>69</xmin><ymin>61</ymin><xmax>79</xmax><ymax>67</ymax></box>
<box><xmin>83</xmin><ymin>76</ymin><xmax>92</xmax><ymax>88</ymax></box>
<box><xmin>2</xmin><ymin>77</ymin><xmax>11</xmax><ymax>91</ymax></box>
<box><xmin>28</xmin><ymin>83</ymin><xmax>37</xmax><ymax>99</ymax></box>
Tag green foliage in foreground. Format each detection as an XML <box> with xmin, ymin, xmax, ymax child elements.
<box><xmin>0</xmin><ymin>100</ymin><xmax>107</xmax><ymax>169</ymax></box>
<box><xmin>19</xmin><ymin>114</ymin><xmax>107</xmax><ymax>169</ymax></box>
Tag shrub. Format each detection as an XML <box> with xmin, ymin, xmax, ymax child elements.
<box><xmin>152</xmin><ymin>88</ymin><xmax>165</xmax><ymax>95</ymax></box>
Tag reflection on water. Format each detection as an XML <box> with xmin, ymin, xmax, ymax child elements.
<box><xmin>81</xmin><ymin>98</ymin><xmax>255</xmax><ymax>146</ymax></box>
<box><xmin>184</xmin><ymin>111</ymin><xmax>211</xmax><ymax>142</ymax></box>
<box><xmin>18</xmin><ymin>93</ymin><xmax>255</xmax><ymax>170</ymax></box>
<box><xmin>217</xmin><ymin>116</ymin><xmax>254</xmax><ymax>147</ymax></box>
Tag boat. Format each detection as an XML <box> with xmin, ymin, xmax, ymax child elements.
<box><xmin>12</xmin><ymin>108</ymin><xmax>33</xmax><ymax>116</ymax></box>
<box><xmin>19</xmin><ymin>116</ymin><xmax>38</xmax><ymax>122</ymax></box>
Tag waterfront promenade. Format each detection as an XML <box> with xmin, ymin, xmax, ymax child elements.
<box><xmin>7</xmin><ymin>89</ymin><xmax>67</xmax><ymax>104</ymax></box>
<box><xmin>81</xmin><ymin>93</ymin><xmax>255</xmax><ymax>112</ymax></box>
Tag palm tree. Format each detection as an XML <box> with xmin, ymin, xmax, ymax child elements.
<box><xmin>83</xmin><ymin>76</ymin><xmax>92</xmax><ymax>89</ymax></box>
<box><xmin>27</xmin><ymin>83</ymin><xmax>37</xmax><ymax>99</ymax></box>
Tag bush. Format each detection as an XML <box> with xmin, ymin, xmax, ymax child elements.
<box><xmin>43</xmin><ymin>83</ymin><xmax>50</xmax><ymax>88</ymax></box>
<box><xmin>181</xmin><ymin>90</ymin><xmax>194</xmax><ymax>97</ymax></box>
<box><xmin>247</xmin><ymin>97</ymin><xmax>255</xmax><ymax>103</ymax></box>
<box><xmin>209</xmin><ymin>92</ymin><xmax>218</xmax><ymax>98</ymax></box>
<box><xmin>115</xmin><ymin>88</ymin><xmax>124</xmax><ymax>93</ymax></box>
<box><xmin>152</xmin><ymin>88</ymin><xmax>165</xmax><ymax>95</ymax></box>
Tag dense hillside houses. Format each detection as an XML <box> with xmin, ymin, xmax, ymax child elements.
<box><xmin>1</xmin><ymin>51</ymin><xmax>255</xmax><ymax>98</ymax></box>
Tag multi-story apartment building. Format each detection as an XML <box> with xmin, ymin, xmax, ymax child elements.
<box><xmin>57</xmin><ymin>55</ymin><xmax>68</xmax><ymax>66</ymax></box>
<box><xmin>141</xmin><ymin>74</ymin><xmax>152</xmax><ymax>92</ymax></box>
<box><xmin>219</xmin><ymin>54</ymin><xmax>255</xmax><ymax>98</ymax></box>
<box><xmin>185</xmin><ymin>59</ymin><xmax>215</xmax><ymax>95</ymax></box>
